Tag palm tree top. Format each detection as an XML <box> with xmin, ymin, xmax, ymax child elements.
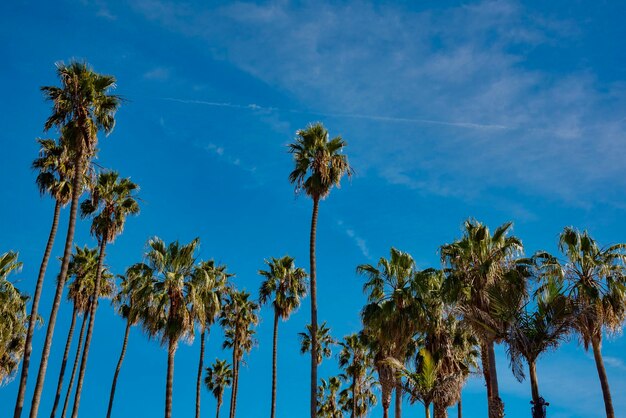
<box><xmin>258</xmin><ymin>255</ymin><xmax>308</xmax><ymax>320</ymax></box>
<box><xmin>288</xmin><ymin>122</ymin><xmax>353</xmax><ymax>200</ymax></box>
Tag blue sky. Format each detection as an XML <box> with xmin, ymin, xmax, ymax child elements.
<box><xmin>1</xmin><ymin>0</ymin><xmax>626</xmax><ymax>417</ymax></box>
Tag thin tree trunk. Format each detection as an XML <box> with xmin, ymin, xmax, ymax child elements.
<box><xmin>216</xmin><ymin>398</ymin><xmax>222</xmax><ymax>418</ymax></box>
<box><xmin>270</xmin><ymin>311</ymin><xmax>279</xmax><ymax>418</ymax></box>
<box><xmin>457</xmin><ymin>397</ymin><xmax>462</xmax><ymax>418</ymax></box>
<box><xmin>30</xmin><ymin>153</ymin><xmax>85</xmax><ymax>418</ymax></box>
<box><xmin>61</xmin><ymin>309</ymin><xmax>89</xmax><ymax>418</ymax></box>
<box><xmin>196</xmin><ymin>328</ymin><xmax>206</xmax><ymax>418</ymax></box>
<box><xmin>106</xmin><ymin>319</ymin><xmax>132</xmax><ymax>418</ymax></box>
<box><xmin>528</xmin><ymin>360</ymin><xmax>540</xmax><ymax>404</ymax></box>
<box><xmin>50</xmin><ymin>305</ymin><xmax>78</xmax><ymax>418</ymax></box>
<box><xmin>70</xmin><ymin>238</ymin><xmax>107</xmax><ymax>418</ymax></box>
<box><xmin>592</xmin><ymin>336</ymin><xmax>614</xmax><ymax>418</ymax></box>
<box><xmin>383</xmin><ymin>405</ymin><xmax>389</xmax><ymax>418</ymax></box>
<box><xmin>230</xmin><ymin>357</ymin><xmax>239</xmax><ymax>418</ymax></box>
<box><xmin>487</xmin><ymin>341</ymin><xmax>504</xmax><ymax>418</ymax></box>
<box><xmin>424</xmin><ymin>404</ymin><xmax>431</xmax><ymax>418</ymax></box>
<box><xmin>309</xmin><ymin>196</ymin><xmax>320</xmax><ymax>418</ymax></box>
<box><xmin>165</xmin><ymin>339</ymin><xmax>177</xmax><ymax>418</ymax></box>
<box><xmin>351</xmin><ymin>373</ymin><xmax>356</xmax><ymax>418</ymax></box>
<box><xmin>394</xmin><ymin>381</ymin><xmax>402</xmax><ymax>418</ymax></box>
<box><xmin>480</xmin><ymin>343</ymin><xmax>492</xmax><ymax>400</ymax></box>
<box><xmin>14</xmin><ymin>200</ymin><xmax>61</xmax><ymax>418</ymax></box>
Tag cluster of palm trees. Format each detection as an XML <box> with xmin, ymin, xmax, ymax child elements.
<box><xmin>1</xmin><ymin>59</ymin><xmax>625</xmax><ymax>418</ymax></box>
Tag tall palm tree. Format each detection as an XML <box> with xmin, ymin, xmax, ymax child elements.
<box><xmin>220</xmin><ymin>290</ymin><xmax>259</xmax><ymax>418</ymax></box>
<box><xmin>0</xmin><ymin>251</ymin><xmax>27</xmax><ymax>386</ymax></box>
<box><xmin>191</xmin><ymin>261</ymin><xmax>231</xmax><ymax>418</ymax></box>
<box><xmin>205</xmin><ymin>359</ymin><xmax>233</xmax><ymax>418</ymax></box>
<box><xmin>70</xmin><ymin>171</ymin><xmax>139</xmax><ymax>418</ymax></box>
<box><xmin>17</xmin><ymin>135</ymin><xmax>73</xmax><ymax>413</ymax></box>
<box><xmin>23</xmin><ymin>61</ymin><xmax>121</xmax><ymax>418</ymax></box>
<box><xmin>105</xmin><ymin>263</ymin><xmax>153</xmax><ymax>418</ymax></box>
<box><xmin>258</xmin><ymin>255</ymin><xmax>308</xmax><ymax>418</ymax></box>
<box><xmin>288</xmin><ymin>122</ymin><xmax>352</xmax><ymax>418</ymax></box>
<box><xmin>50</xmin><ymin>245</ymin><xmax>113</xmax><ymax>418</ymax></box>
<box><xmin>317</xmin><ymin>376</ymin><xmax>344</xmax><ymax>418</ymax></box>
<box><xmin>140</xmin><ymin>237</ymin><xmax>199</xmax><ymax>418</ymax></box>
<box><xmin>357</xmin><ymin>248</ymin><xmax>422</xmax><ymax>418</ymax></box>
<box><xmin>337</xmin><ymin>333</ymin><xmax>371</xmax><ymax>418</ymax></box>
<box><xmin>440</xmin><ymin>220</ymin><xmax>524</xmax><ymax>418</ymax></box>
<box><xmin>534</xmin><ymin>227</ymin><xmax>626</xmax><ymax>418</ymax></box>
<box><xmin>298</xmin><ymin>322</ymin><xmax>335</xmax><ymax>365</ymax></box>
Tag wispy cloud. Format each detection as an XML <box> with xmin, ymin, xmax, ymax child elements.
<box><xmin>337</xmin><ymin>220</ymin><xmax>370</xmax><ymax>259</ymax></box>
<box><xmin>203</xmin><ymin>143</ymin><xmax>256</xmax><ymax>174</ymax></box>
<box><xmin>143</xmin><ymin>67</ymin><xmax>170</xmax><ymax>81</ymax></box>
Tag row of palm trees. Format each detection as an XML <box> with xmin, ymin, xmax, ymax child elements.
<box><xmin>1</xmin><ymin>59</ymin><xmax>625</xmax><ymax>418</ymax></box>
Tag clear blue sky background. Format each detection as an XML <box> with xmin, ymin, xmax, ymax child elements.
<box><xmin>1</xmin><ymin>1</ymin><xmax>626</xmax><ymax>417</ymax></box>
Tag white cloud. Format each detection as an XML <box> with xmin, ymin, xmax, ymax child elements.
<box><xmin>143</xmin><ymin>67</ymin><xmax>170</xmax><ymax>81</ymax></box>
<box><xmin>337</xmin><ymin>220</ymin><xmax>370</xmax><ymax>259</ymax></box>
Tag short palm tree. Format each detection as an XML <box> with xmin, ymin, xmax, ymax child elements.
<box><xmin>140</xmin><ymin>237</ymin><xmax>199</xmax><ymax>418</ymax></box>
<box><xmin>205</xmin><ymin>359</ymin><xmax>233</xmax><ymax>418</ymax></box>
<box><xmin>317</xmin><ymin>376</ymin><xmax>344</xmax><ymax>418</ymax></box>
<box><xmin>288</xmin><ymin>122</ymin><xmax>352</xmax><ymax>418</ymax></box>
<box><xmin>338</xmin><ymin>370</ymin><xmax>377</xmax><ymax>418</ymax></box>
<box><xmin>298</xmin><ymin>322</ymin><xmax>335</xmax><ymax>365</ymax></box>
<box><xmin>258</xmin><ymin>255</ymin><xmax>308</xmax><ymax>418</ymax></box>
<box><xmin>387</xmin><ymin>349</ymin><xmax>439</xmax><ymax>418</ymax></box>
<box><xmin>338</xmin><ymin>333</ymin><xmax>372</xmax><ymax>418</ymax></box>
<box><xmin>0</xmin><ymin>251</ymin><xmax>27</xmax><ymax>386</ymax></box>
<box><xmin>534</xmin><ymin>227</ymin><xmax>626</xmax><ymax>418</ymax></box>
<box><xmin>440</xmin><ymin>220</ymin><xmax>524</xmax><ymax>418</ymax></box>
<box><xmin>50</xmin><ymin>245</ymin><xmax>114</xmax><ymax>418</ymax></box>
<box><xmin>17</xmin><ymin>135</ymin><xmax>73</xmax><ymax>413</ymax></box>
<box><xmin>70</xmin><ymin>171</ymin><xmax>139</xmax><ymax>418</ymax></box>
<box><xmin>191</xmin><ymin>261</ymin><xmax>231</xmax><ymax>418</ymax></box>
<box><xmin>106</xmin><ymin>263</ymin><xmax>153</xmax><ymax>418</ymax></box>
<box><xmin>24</xmin><ymin>61</ymin><xmax>120</xmax><ymax>418</ymax></box>
<box><xmin>220</xmin><ymin>290</ymin><xmax>259</xmax><ymax>418</ymax></box>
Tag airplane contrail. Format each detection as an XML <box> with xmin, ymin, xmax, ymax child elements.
<box><xmin>162</xmin><ymin>97</ymin><xmax>510</xmax><ymax>130</ymax></box>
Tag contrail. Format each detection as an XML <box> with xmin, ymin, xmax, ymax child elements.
<box><xmin>162</xmin><ymin>97</ymin><xmax>510</xmax><ymax>130</ymax></box>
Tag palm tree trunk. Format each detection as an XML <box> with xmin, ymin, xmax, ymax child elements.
<box><xmin>165</xmin><ymin>339</ymin><xmax>178</xmax><ymax>418</ymax></box>
<box><xmin>528</xmin><ymin>360</ymin><xmax>540</xmax><ymax>404</ymax></box>
<box><xmin>270</xmin><ymin>311</ymin><xmax>279</xmax><ymax>418</ymax></box>
<box><xmin>70</xmin><ymin>238</ymin><xmax>107</xmax><ymax>418</ymax></box>
<box><xmin>14</xmin><ymin>200</ymin><xmax>61</xmax><ymax>418</ymax></box>
<box><xmin>61</xmin><ymin>309</ymin><xmax>89</xmax><ymax>418</ymax></box>
<box><xmin>216</xmin><ymin>398</ymin><xmax>222</xmax><ymax>418</ymax></box>
<box><xmin>592</xmin><ymin>336</ymin><xmax>614</xmax><ymax>418</ymax></box>
<box><xmin>196</xmin><ymin>328</ymin><xmax>206</xmax><ymax>418</ymax></box>
<box><xmin>230</xmin><ymin>357</ymin><xmax>239</xmax><ymax>418</ymax></box>
<box><xmin>29</xmin><ymin>152</ymin><xmax>85</xmax><ymax>418</ymax></box>
<box><xmin>487</xmin><ymin>341</ymin><xmax>504</xmax><ymax>418</ymax></box>
<box><xmin>106</xmin><ymin>319</ymin><xmax>132</xmax><ymax>418</ymax></box>
<box><xmin>480</xmin><ymin>343</ymin><xmax>492</xmax><ymax>400</ymax></box>
<box><xmin>383</xmin><ymin>405</ymin><xmax>389</xmax><ymax>418</ymax></box>
<box><xmin>434</xmin><ymin>401</ymin><xmax>447</xmax><ymax>418</ymax></box>
<box><xmin>457</xmin><ymin>397</ymin><xmax>462</xmax><ymax>418</ymax></box>
<box><xmin>309</xmin><ymin>196</ymin><xmax>320</xmax><ymax>418</ymax></box>
<box><xmin>50</xmin><ymin>305</ymin><xmax>78</xmax><ymax>418</ymax></box>
<box><xmin>394</xmin><ymin>381</ymin><xmax>402</xmax><ymax>418</ymax></box>
<box><xmin>424</xmin><ymin>404</ymin><xmax>431</xmax><ymax>418</ymax></box>
<box><xmin>351</xmin><ymin>374</ymin><xmax>357</xmax><ymax>418</ymax></box>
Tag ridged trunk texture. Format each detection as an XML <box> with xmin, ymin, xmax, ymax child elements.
<box><xmin>14</xmin><ymin>200</ymin><xmax>61</xmax><ymax>418</ymax></box>
<box><xmin>195</xmin><ymin>329</ymin><xmax>206</xmax><ymax>418</ymax></box>
<box><xmin>165</xmin><ymin>340</ymin><xmax>177</xmax><ymax>418</ymax></box>
<box><xmin>106</xmin><ymin>319</ymin><xmax>132</xmax><ymax>418</ymax></box>
<box><xmin>30</xmin><ymin>153</ymin><xmax>85</xmax><ymax>418</ymax></box>
<box><xmin>61</xmin><ymin>310</ymin><xmax>89</xmax><ymax>418</ymax></box>
<box><xmin>487</xmin><ymin>341</ymin><xmax>504</xmax><ymax>418</ymax></box>
<box><xmin>309</xmin><ymin>197</ymin><xmax>320</xmax><ymax>418</ymax></box>
<box><xmin>50</xmin><ymin>305</ymin><xmax>78</xmax><ymax>418</ymax></box>
<box><xmin>480</xmin><ymin>343</ymin><xmax>492</xmax><ymax>401</ymax></box>
<box><xmin>592</xmin><ymin>336</ymin><xmax>615</xmax><ymax>418</ymax></box>
<box><xmin>434</xmin><ymin>401</ymin><xmax>448</xmax><ymax>418</ymax></box>
<box><xmin>395</xmin><ymin>382</ymin><xmax>402</xmax><ymax>418</ymax></box>
<box><xmin>270</xmin><ymin>311</ymin><xmax>279</xmax><ymax>418</ymax></box>
<box><xmin>70</xmin><ymin>238</ymin><xmax>107</xmax><ymax>418</ymax></box>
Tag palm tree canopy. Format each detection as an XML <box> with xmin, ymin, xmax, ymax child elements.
<box><xmin>204</xmin><ymin>359</ymin><xmax>233</xmax><ymax>401</ymax></box>
<box><xmin>258</xmin><ymin>255</ymin><xmax>308</xmax><ymax>319</ymax></box>
<box><xmin>67</xmin><ymin>245</ymin><xmax>115</xmax><ymax>312</ymax></box>
<box><xmin>298</xmin><ymin>322</ymin><xmax>335</xmax><ymax>365</ymax></box>
<box><xmin>220</xmin><ymin>290</ymin><xmax>259</xmax><ymax>361</ymax></box>
<box><xmin>0</xmin><ymin>251</ymin><xmax>28</xmax><ymax>386</ymax></box>
<box><xmin>317</xmin><ymin>376</ymin><xmax>344</xmax><ymax>418</ymax></box>
<box><xmin>114</xmin><ymin>263</ymin><xmax>154</xmax><ymax>325</ymax></box>
<box><xmin>191</xmin><ymin>260</ymin><xmax>231</xmax><ymax>330</ymax></box>
<box><xmin>288</xmin><ymin>122</ymin><xmax>352</xmax><ymax>200</ymax></box>
<box><xmin>32</xmin><ymin>135</ymin><xmax>74</xmax><ymax>205</ymax></box>
<box><xmin>80</xmin><ymin>171</ymin><xmax>140</xmax><ymax>243</ymax></box>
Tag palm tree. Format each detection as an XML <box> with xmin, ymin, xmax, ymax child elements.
<box><xmin>258</xmin><ymin>255</ymin><xmax>308</xmax><ymax>418</ymax></box>
<box><xmin>16</xmin><ymin>135</ymin><xmax>73</xmax><ymax>413</ymax></box>
<box><xmin>534</xmin><ymin>227</ymin><xmax>626</xmax><ymax>418</ymax></box>
<box><xmin>317</xmin><ymin>376</ymin><xmax>344</xmax><ymax>418</ymax></box>
<box><xmin>288</xmin><ymin>122</ymin><xmax>352</xmax><ymax>418</ymax></box>
<box><xmin>338</xmin><ymin>370</ymin><xmax>377</xmax><ymax>418</ymax></box>
<box><xmin>70</xmin><ymin>171</ymin><xmax>139</xmax><ymax>418</ymax></box>
<box><xmin>0</xmin><ymin>251</ymin><xmax>27</xmax><ymax>386</ymax></box>
<box><xmin>387</xmin><ymin>349</ymin><xmax>439</xmax><ymax>418</ymax></box>
<box><xmin>357</xmin><ymin>248</ymin><xmax>422</xmax><ymax>418</ymax></box>
<box><xmin>105</xmin><ymin>263</ymin><xmax>153</xmax><ymax>418</ymax></box>
<box><xmin>50</xmin><ymin>245</ymin><xmax>114</xmax><ymax>418</ymax></box>
<box><xmin>440</xmin><ymin>220</ymin><xmax>524</xmax><ymax>418</ymax></box>
<box><xmin>298</xmin><ymin>322</ymin><xmax>335</xmax><ymax>365</ymax></box>
<box><xmin>191</xmin><ymin>261</ymin><xmax>231</xmax><ymax>418</ymax></box>
<box><xmin>24</xmin><ymin>61</ymin><xmax>120</xmax><ymax>418</ymax></box>
<box><xmin>205</xmin><ymin>359</ymin><xmax>233</xmax><ymax>418</ymax></box>
<box><xmin>337</xmin><ymin>333</ymin><xmax>371</xmax><ymax>418</ymax></box>
<box><xmin>139</xmin><ymin>237</ymin><xmax>199</xmax><ymax>418</ymax></box>
<box><xmin>220</xmin><ymin>290</ymin><xmax>259</xmax><ymax>418</ymax></box>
